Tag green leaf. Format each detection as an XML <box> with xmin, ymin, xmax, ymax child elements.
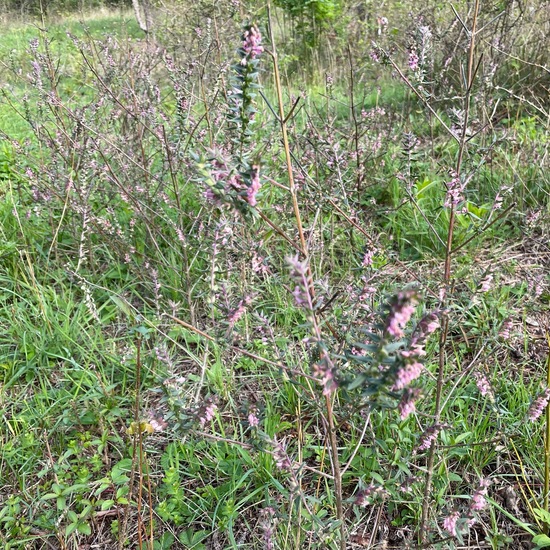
<box><xmin>533</xmin><ymin>534</ymin><xmax>550</xmax><ymax>548</ymax></box>
<box><xmin>77</xmin><ymin>522</ymin><xmax>91</xmax><ymax>535</ymax></box>
<box><xmin>344</xmin><ymin>373</ymin><xmax>369</xmax><ymax>391</ymax></box>
<box><xmin>101</xmin><ymin>499</ymin><xmax>115</xmax><ymax>511</ymax></box>
<box><xmin>111</xmin><ymin>458</ymin><xmax>133</xmax><ymax>484</ymax></box>
<box><xmin>454</xmin><ymin>432</ymin><xmax>472</xmax><ymax>444</ymax></box>
<box><xmin>534</xmin><ymin>509</ymin><xmax>550</xmax><ymax>525</ymax></box>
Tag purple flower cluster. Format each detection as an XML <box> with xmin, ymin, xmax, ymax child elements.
<box><xmin>385</xmin><ymin>289</ymin><xmax>419</xmax><ymax>338</ymax></box>
<box><xmin>479</xmin><ymin>273</ymin><xmax>493</xmax><ymax>292</ymax></box>
<box><xmin>408</xmin><ymin>49</ymin><xmax>419</xmax><ymax>71</ymax></box>
<box><xmin>470</xmin><ymin>478</ymin><xmax>490</xmax><ymax>511</ymax></box>
<box><xmin>443</xmin><ymin>478</ymin><xmax>492</xmax><ymax>538</ymax></box>
<box><xmin>444</xmin><ymin>172</ymin><xmax>466</xmax><ymax>208</ymax></box>
<box><xmin>271</xmin><ymin>438</ymin><xmax>292</xmax><ymax>471</ymax></box>
<box><xmin>312</xmin><ymin>354</ymin><xmax>337</xmax><ymax>396</ymax></box>
<box><xmin>248</xmin><ymin>407</ymin><xmax>260</xmax><ymax>428</ymax></box>
<box><xmin>198</xmin><ymin>400</ymin><xmax>218</xmax><ymax>427</ymax></box>
<box><xmin>246</xmin><ymin>165</ymin><xmax>261</xmax><ymax>206</ymax></box>
<box><xmin>443</xmin><ymin>511</ymin><xmax>460</xmax><ymax>536</ymax></box>
<box><xmin>416</xmin><ymin>423</ymin><xmax>446</xmax><ymax>452</ymax></box>
<box><xmin>260</xmin><ymin>507</ymin><xmax>276</xmax><ymax>550</ymax></box>
<box><xmin>397</xmin><ymin>387</ymin><xmax>421</xmax><ymax>419</ymax></box>
<box><xmin>473</xmin><ymin>370</ymin><xmax>493</xmax><ymax>399</ymax></box>
<box><xmin>528</xmin><ymin>388</ymin><xmax>550</xmax><ymax>421</ymax></box>
<box><xmin>287</xmin><ymin>255</ymin><xmax>311</xmax><ymax>309</ymax></box>
<box><xmin>499</xmin><ymin>318</ymin><xmax>512</xmax><ymax>339</ymax></box>
<box><xmin>392</xmin><ymin>351</ymin><xmax>423</xmax><ymax>390</ymax></box>
<box><xmin>228</xmin><ymin>294</ymin><xmax>253</xmax><ymax>326</ymax></box>
<box><xmin>410</xmin><ymin>310</ymin><xmax>440</xmax><ymax>350</ymax></box>
<box><xmin>241</xmin><ymin>25</ymin><xmax>264</xmax><ymax>64</ymax></box>
<box><xmin>203</xmin><ymin>155</ymin><xmax>262</xmax><ymax>209</ymax></box>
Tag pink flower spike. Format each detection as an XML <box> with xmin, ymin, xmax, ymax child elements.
<box><xmin>385</xmin><ymin>289</ymin><xmax>419</xmax><ymax>339</ymax></box>
<box><xmin>392</xmin><ymin>360</ymin><xmax>423</xmax><ymax>390</ymax></box>
<box><xmin>443</xmin><ymin>511</ymin><xmax>460</xmax><ymax>537</ymax></box>
<box><xmin>473</xmin><ymin>371</ymin><xmax>493</xmax><ymax>399</ymax></box>
<box><xmin>398</xmin><ymin>388</ymin><xmax>421</xmax><ymax>419</ymax></box>
<box><xmin>528</xmin><ymin>388</ymin><xmax>550</xmax><ymax>421</ymax></box>
<box><xmin>469</xmin><ymin>478</ymin><xmax>490</xmax><ymax>512</ymax></box>
<box><xmin>248</xmin><ymin>412</ymin><xmax>259</xmax><ymax>428</ymax></box>
<box><xmin>408</xmin><ymin>50</ymin><xmax>419</xmax><ymax>71</ymax></box>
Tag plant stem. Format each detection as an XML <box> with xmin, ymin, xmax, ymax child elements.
<box><xmin>419</xmin><ymin>0</ymin><xmax>480</xmax><ymax>542</ymax></box>
<box><xmin>325</xmin><ymin>393</ymin><xmax>345</xmax><ymax>550</ymax></box>
<box><xmin>544</xmin><ymin>332</ymin><xmax>550</xmax><ymax>533</ymax></box>
<box><xmin>267</xmin><ymin>6</ymin><xmax>307</xmax><ymax>259</ymax></box>
<box><xmin>267</xmin><ymin>8</ymin><xmax>345</xmax><ymax>548</ymax></box>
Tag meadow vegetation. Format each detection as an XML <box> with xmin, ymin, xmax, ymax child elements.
<box><xmin>0</xmin><ymin>1</ymin><xmax>549</xmax><ymax>548</ymax></box>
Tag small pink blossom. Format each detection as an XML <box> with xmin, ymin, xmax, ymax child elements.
<box><xmin>362</xmin><ymin>248</ymin><xmax>376</xmax><ymax>267</ymax></box>
<box><xmin>470</xmin><ymin>478</ymin><xmax>490</xmax><ymax>511</ymax></box>
<box><xmin>246</xmin><ymin>165</ymin><xmax>261</xmax><ymax>206</ymax></box>
<box><xmin>415</xmin><ymin>423</ymin><xmax>445</xmax><ymax>452</ymax></box>
<box><xmin>443</xmin><ymin>511</ymin><xmax>460</xmax><ymax>536</ymax></box>
<box><xmin>312</xmin><ymin>355</ymin><xmax>338</xmax><ymax>395</ymax></box>
<box><xmin>473</xmin><ymin>371</ymin><xmax>493</xmax><ymax>399</ymax></box>
<box><xmin>528</xmin><ymin>388</ymin><xmax>550</xmax><ymax>421</ymax></box>
<box><xmin>354</xmin><ymin>483</ymin><xmax>388</xmax><ymax>506</ymax></box>
<box><xmin>410</xmin><ymin>310</ymin><xmax>440</xmax><ymax>349</ymax></box>
<box><xmin>392</xmin><ymin>358</ymin><xmax>423</xmax><ymax>390</ymax></box>
<box><xmin>499</xmin><ymin>319</ymin><xmax>512</xmax><ymax>339</ymax></box>
<box><xmin>397</xmin><ymin>388</ymin><xmax>421</xmax><ymax>419</ymax></box>
<box><xmin>408</xmin><ymin>49</ymin><xmax>419</xmax><ymax>71</ymax></box>
<box><xmin>444</xmin><ymin>173</ymin><xmax>466</xmax><ymax>208</ymax></box>
<box><xmin>241</xmin><ymin>25</ymin><xmax>263</xmax><ymax>63</ymax></box>
<box><xmin>479</xmin><ymin>274</ymin><xmax>493</xmax><ymax>292</ymax></box>
<box><xmin>385</xmin><ymin>290</ymin><xmax>419</xmax><ymax>338</ymax></box>
<box><xmin>271</xmin><ymin>438</ymin><xmax>292</xmax><ymax>471</ymax></box>
<box><xmin>248</xmin><ymin>411</ymin><xmax>260</xmax><ymax>428</ymax></box>
<box><xmin>199</xmin><ymin>401</ymin><xmax>218</xmax><ymax>427</ymax></box>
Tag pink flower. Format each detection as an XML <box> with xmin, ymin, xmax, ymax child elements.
<box><xmin>248</xmin><ymin>411</ymin><xmax>259</xmax><ymax>428</ymax></box>
<box><xmin>408</xmin><ymin>50</ymin><xmax>419</xmax><ymax>71</ymax></box>
<box><xmin>470</xmin><ymin>478</ymin><xmax>490</xmax><ymax>511</ymax></box>
<box><xmin>479</xmin><ymin>274</ymin><xmax>493</xmax><ymax>292</ymax></box>
<box><xmin>410</xmin><ymin>310</ymin><xmax>440</xmax><ymax>348</ymax></box>
<box><xmin>528</xmin><ymin>388</ymin><xmax>550</xmax><ymax>421</ymax></box>
<box><xmin>444</xmin><ymin>173</ymin><xmax>466</xmax><ymax>208</ymax></box>
<box><xmin>312</xmin><ymin>355</ymin><xmax>338</xmax><ymax>395</ymax></box>
<box><xmin>473</xmin><ymin>371</ymin><xmax>493</xmax><ymax>399</ymax></box>
<box><xmin>385</xmin><ymin>290</ymin><xmax>419</xmax><ymax>338</ymax></box>
<box><xmin>199</xmin><ymin>401</ymin><xmax>218</xmax><ymax>427</ymax></box>
<box><xmin>397</xmin><ymin>388</ymin><xmax>421</xmax><ymax>419</ymax></box>
<box><xmin>241</xmin><ymin>25</ymin><xmax>263</xmax><ymax>62</ymax></box>
<box><xmin>271</xmin><ymin>438</ymin><xmax>292</xmax><ymax>471</ymax></box>
<box><xmin>354</xmin><ymin>483</ymin><xmax>388</xmax><ymax>506</ymax></box>
<box><xmin>392</xmin><ymin>358</ymin><xmax>423</xmax><ymax>390</ymax></box>
<box><xmin>416</xmin><ymin>424</ymin><xmax>445</xmax><ymax>452</ymax></box>
<box><xmin>246</xmin><ymin>165</ymin><xmax>261</xmax><ymax>206</ymax></box>
<box><xmin>443</xmin><ymin>511</ymin><xmax>460</xmax><ymax>536</ymax></box>
<box><xmin>499</xmin><ymin>319</ymin><xmax>512</xmax><ymax>339</ymax></box>
<box><xmin>362</xmin><ymin>248</ymin><xmax>376</xmax><ymax>267</ymax></box>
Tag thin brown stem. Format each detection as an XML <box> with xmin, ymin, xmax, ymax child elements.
<box><xmin>420</xmin><ymin>0</ymin><xmax>480</xmax><ymax>542</ymax></box>
<box><xmin>544</xmin><ymin>332</ymin><xmax>550</xmax><ymax>533</ymax></box>
<box><xmin>267</xmin><ymin>8</ymin><xmax>345</xmax><ymax>547</ymax></box>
